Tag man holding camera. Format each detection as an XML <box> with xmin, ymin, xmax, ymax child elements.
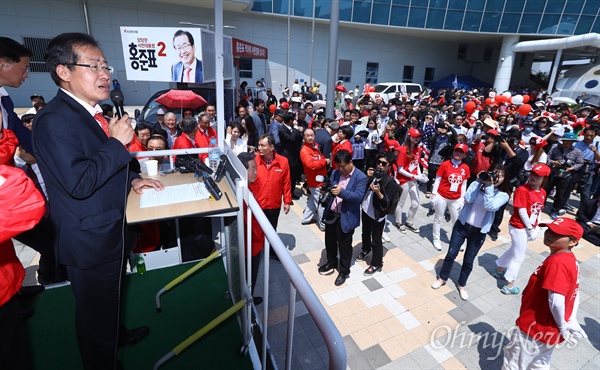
<box><xmin>318</xmin><ymin>150</ymin><xmax>367</xmax><ymax>286</ymax></box>
<box><xmin>545</xmin><ymin>132</ymin><xmax>584</xmax><ymax>219</ymax></box>
<box><xmin>356</xmin><ymin>153</ymin><xmax>399</xmax><ymax>275</ymax></box>
<box><xmin>483</xmin><ymin>129</ymin><xmax>528</xmax><ymax>240</ymax></box>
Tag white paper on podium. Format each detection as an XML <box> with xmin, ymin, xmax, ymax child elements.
<box><xmin>140</xmin><ymin>182</ymin><xmax>210</xmax><ymax>208</ymax></box>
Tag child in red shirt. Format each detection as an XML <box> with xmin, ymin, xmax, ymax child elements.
<box><xmin>502</xmin><ymin>217</ymin><xmax>587</xmax><ymax>369</ymax></box>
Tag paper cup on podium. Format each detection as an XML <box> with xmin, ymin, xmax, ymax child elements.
<box><xmin>146</xmin><ymin>160</ymin><xmax>158</xmax><ymax>176</ymax></box>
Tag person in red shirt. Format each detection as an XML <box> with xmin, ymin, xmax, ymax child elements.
<box><xmin>430</xmin><ymin>143</ymin><xmax>471</xmax><ymax>251</ymax></box>
<box><xmin>331</xmin><ymin>125</ymin><xmax>353</xmax><ymax>169</ymax></box>
<box><xmin>503</xmin><ymin>217</ymin><xmax>587</xmax><ymax>369</ymax></box>
<box><xmin>394</xmin><ymin>128</ymin><xmax>427</xmax><ymax>233</ymax></box>
<box><xmin>172</xmin><ymin>117</ymin><xmax>199</xmax><ymax>151</ymax></box>
<box><xmin>249</xmin><ymin>134</ymin><xmax>292</xmax><ymax>261</ymax></box>
<box><xmin>194</xmin><ymin>112</ymin><xmax>217</xmax><ymax>162</ymax></box>
<box><xmin>494</xmin><ymin>164</ymin><xmax>551</xmax><ymax>295</ymax></box>
<box><xmin>299</xmin><ymin>128</ymin><xmax>329</xmax><ymax>230</ymax></box>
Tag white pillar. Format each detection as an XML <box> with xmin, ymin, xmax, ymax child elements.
<box><xmin>493</xmin><ymin>35</ymin><xmax>519</xmax><ymax>92</ymax></box>
<box><xmin>547</xmin><ymin>49</ymin><xmax>563</xmax><ymax>94</ymax></box>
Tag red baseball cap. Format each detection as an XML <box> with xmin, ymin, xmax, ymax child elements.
<box><xmin>454</xmin><ymin>143</ymin><xmax>468</xmax><ymax>153</ymax></box>
<box><xmin>533</xmin><ymin>137</ymin><xmax>548</xmax><ymax>150</ymax></box>
<box><xmin>281</xmin><ymin>102</ymin><xmax>290</xmax><ymax>109</ymax></box>
<box><xmin>387</xmin><ymin>140</ymin><xmax>401</xmax><ymax>151</ymax></box>
<box><xmin>540</xmin><ymin>217</ymin><xmax>583</xmax><ymax>240</ymax></box>
<box><xmin>407</xmin><ymin>128</ymin><xmax>422</xmax><ymax>138</ymax></box>
<box><xmin>530</xmin><ymin>163</ymin><xmax>551</xmax><ymax>177</ymax></box>
<box><xmin>486</xmin><ymin>129</ymin><xmax>499</xmax><ymax>136</ymax></box>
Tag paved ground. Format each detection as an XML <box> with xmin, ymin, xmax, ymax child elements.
<box><xmin>15</xmin><ymin>175</ymin><xmax>599</xmax><ymax>369</ymax></box>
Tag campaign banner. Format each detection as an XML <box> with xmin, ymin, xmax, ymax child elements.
<box><xmin>120</xmin><ymin>26</ymin><xmax>205</xmax><ymax>83</ymax></box>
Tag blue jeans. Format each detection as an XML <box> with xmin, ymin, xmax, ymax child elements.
<box><xmin>438</xmin><ymin>221</ymin><xmax>487</xmax><ymax>287</ymax></box>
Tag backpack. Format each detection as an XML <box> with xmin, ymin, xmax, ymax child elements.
<box><xmin>379</xmin><ymin>175</ymin><xmax>402</xmax><ymax>216</ymax></box>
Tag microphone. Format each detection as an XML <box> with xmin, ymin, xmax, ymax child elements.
<box><xmin>214</xmin><ymin>155</ymin><xmax>228</xmax><ymax>183</ymax></box>
<box><xmin>202</xmin><ymin>172</ymin><xmax>222</xmax><ymax>200</ymax></box>
<box><xmin>110</xmin><ymin>89</ymin><xmax>126</xmax><ymax>119</ymax></box>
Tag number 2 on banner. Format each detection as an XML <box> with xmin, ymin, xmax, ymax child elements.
<box><xmin>157</xmin><ymin>41</ymin><xmax>167</xmax><ymax>57</ymax></box>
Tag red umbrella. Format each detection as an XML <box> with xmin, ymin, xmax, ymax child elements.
<box><xmin>335</xmin><ymin>85</ymin><xmax>347</xmax><ymax>92</ymax></box>
<box><xmin>154</xmin><ymin>89</ymin><xmax>208</xmax><ymax>111</ymax></box>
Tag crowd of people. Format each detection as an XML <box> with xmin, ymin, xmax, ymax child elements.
<box><xmin>1</xmin><ymin>30</ymin><xmax>598</xmax><ymax>369</ymax></box>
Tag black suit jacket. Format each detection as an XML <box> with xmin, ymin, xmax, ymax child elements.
<box><xmin>279</xmin><ymin>125</ymin><xmax>303</xmax><ymax>166</ymax></box>
<box><xmin>2</xmin><ymin>95</ymin><xmax>33</xmax><ymax>153</ymax></box>
<box><xmin>32</xmin><ymin>89</ymin><xmax>139</xmax><ymax>269</ymax></box>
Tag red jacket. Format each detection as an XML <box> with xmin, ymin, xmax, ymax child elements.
<box><xmin>331</xmin><ymin>139</ymin><xmax>352</xmax><ymax>169</ymax></box>
<box><xmin>300</xmin><ymin>142</ymin><xmax>327</xmax><ymax>188</ymax></box>
<box><xmin>128</xmin><ymin>135</ymin><xmax>145</xmax><ymax>152</ymax></box>
<box><xmin>0</xmin><ymin>165</ymin><xmax>46</xmax><ymax>307</ymax></box>
<box><xmin>0</xmin><ymin>129</ymin><xmax>18</xmax><ymax>166</ymax></box>
<box><xmin>243</xmin><ymin>202</ymin><xmax>264</xmax><ymax>257</ymax></box>
<box><xmin>194</xmin><ymin>127</ymin><xmax>217</xmax><ymax>161</ymax></box>
<box><xmin>249</xmin><ymin>153</ymin><xmax>292</xmax><ymax>209</ymax></box>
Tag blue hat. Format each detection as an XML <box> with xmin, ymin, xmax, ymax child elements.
<box><xmin>561</xmin><ymin>132</ymin><xmax>578</xmax><ymax>141</ymax></box>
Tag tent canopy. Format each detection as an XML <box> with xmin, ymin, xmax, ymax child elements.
<box><xmin>428</xmin><ymin>74</ymin><xmax>492</xmax><ymax>89</ymax></box>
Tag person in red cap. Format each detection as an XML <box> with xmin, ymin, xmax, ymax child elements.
<box><xmin>430</xmin><ymin>143</ymin><xmax>471</xmax><ymax>251</ymax></box>
<box><xmin>502</xmin><ymin>217</ymin><xmax>587</xmax><ymax>369</ymax></box>
<box><xmin>493</xmin><ymin>163</ymin><xmax>551</xmax><ymax>295</ymax></box>
<box><xmin>394</xmin><ymin>128</ymin><xmax>427</xmax><ymax>233</ymax></box>
<box><xmin>525</xmin><ymin>136</ymin><xmax>548</xmax><ymax>171</ymax></box>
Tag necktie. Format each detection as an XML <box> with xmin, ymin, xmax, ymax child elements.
<box><xmin>184</xmin><ymin>67</ymin><xmax>192</xmax><ymax>83</ymax></box>
<box><xmin>94</xmin><ymin>113</ymin><xmax>110</xmax><ymax>137</ymax></box>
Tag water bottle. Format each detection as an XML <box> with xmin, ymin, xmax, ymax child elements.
<box><xmin>208</xmin><ymin>137</ymin><xmax>220</xmax><ymax>173</ymax></box>
<box><xmin>136</xmin><ymin>254</ymin><xmax>146</xmax><ymax>275</ymax></box>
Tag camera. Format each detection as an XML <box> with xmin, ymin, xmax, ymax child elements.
<box><xmin>556</xmin><ymin>159</ymin><xmax>575</xmax><ymax>178</ymax></box>
<box><xmin>478</xmin><ymin>171</ymin><xmax>498</xmax><ymax>183</ymax></box>
<box><xmin>316</xmin><ymin>175</ymin><xmax>334</xmax><ymax>206</ymax></box>
<box><xmin>494</xmin><ymin>133</ymin><xmax>509</xmax><ymax>145</ymax></box>
<box><xmin>372</xmin><ymin>169</ymin><xmax>384</xmax><ymax>185</ymax></box>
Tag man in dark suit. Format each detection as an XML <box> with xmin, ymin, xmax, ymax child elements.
<box><xmin>279</xmin><ymin>112</ymin><xmax>304</xmax><ymax>199</ymax></box>
<box><xmin>32</xmin><ymin>33</ymin><xmax>163</xmax><ymax>370</ymax></box>
<box><xmin>576</xmin><ymin>197</ymin><xmax>600</xmax><ymax>246</ymax></box>
<box><xmin>318</xmin><ymin>150</ymin><xmax>368</xmax><ymax>286</ymax></box>
<box><xmin>171</xmin><ymin>30</ymin><xmax>203</xmax><ymax>83</ymax></box>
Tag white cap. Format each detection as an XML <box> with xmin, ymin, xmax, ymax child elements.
<box><xmin>344</xmin><ymin>94</ymin><xmax>352</xmax><ymax>100</ymax></box>
<box><xmin>157</xmin><ymin>108</ymin><xmax>166</xmax><ymax>115</ymax></box>
<box><xmin>551</xmin><ymin>123</ymin><xmax>564</xmax><ymax>137</ymax></box>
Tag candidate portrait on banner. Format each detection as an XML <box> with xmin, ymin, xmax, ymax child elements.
<box><xmin>171</xmin><ymin>29</ymin><xmax>203</xmax><ymax>83</ymax></box>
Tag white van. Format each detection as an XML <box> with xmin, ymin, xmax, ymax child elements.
<box><xmin>369</xmin><ymin>82</ymin><xmax>423</xmax><ymax>104</ymax></box>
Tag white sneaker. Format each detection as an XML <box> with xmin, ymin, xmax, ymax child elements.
<box><xmin>382</xmin><ymin>232</ymin><xmax>391</xmax><ymax>243</ymax></box>
<box><xmin>459</xmin><ymin>288</ymin><xmax>469</xmax><ymax>301</ymax></box>
<box><xmin>433</xmin><ymin>239</ymin><xmax>442</xmax><ymax>251</ymax></box>
<box><xmin>431</xmin><ymin>280</ymin><xmax>445</xmax><ymax>289</ymax></box>
<box><xmin>459</xmin><ymin>243</ymin><xmax>465</xmax><ymax>252</ymax></box>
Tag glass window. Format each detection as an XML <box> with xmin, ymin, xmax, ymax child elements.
<box><xmin>353</xmin><ymin>0</ymin><xmax>372</xmax><ymax>23</ymax></box>
<box><xmin>426</xmin><ymin>9</ymin><xmax>446</xmax><ymax>29</ymax></box>
<box><xmin>372</xmin><ymin>4</ymin><xmax>391</xmax><ymax>24</ymax></box>
<box><xmin>338</xmin><ymin>59</ymin><xmax>352</xmax><ymax>83</ymax></box>
<box><xmin>448</xmin><ymin>0</ymin><xmax>467</xmax><ymax>9</ymax></box>
<box><xmin>557</xmin><ymin>15</ymin><xmax>578</xmax><ymax>35</ymax></box>
<box><xmin>593</xmin><ymin>19</ymin><xmax>600</xmax><ymax>34</ymax></box>
<box><xmin>340</xmin><ymin>0</ymin><xmax>353</xmax><ymax>21</ymax></box>
<box><xmin>504</xmin><ymin>0</ymin><xmax>525</xmax><ymax>12</ymax></box>
<box><xmin>583</xmin><ymin>0</ymin><xmax>600</xmax><ymax>15</ymax></box>
<box><xmin>485</xmin><ymin>0</ymin><xmax>504</xmax><ymax>11</ymax></box>
<box><xmin>483</xmin><ymin>48</ymin><xmax>493</xmax><ymax>63</ymax></box>
<box><xmin>575</xmin><ymin>15</ymin><xmax>595</xmax><ymax>35</ymax></box>
<box><xmin>546</xmin><ymin>0</ymin><xmax>567</xmax><ymax>12</ymax></box>
<box><xmin>239</xmin><ymin>58</ymin><xmax>252</xmax><ymax>78</ymax></box>
<box><xmin>524</xmin><ymin>0</ymin><xmax>546</xmax><ymax>13</ymax></box>
<box><xmin>390</xmin><ymin>5</ymin><xmax>409</xmax><ymax>27</ymax></box>
<box><xmin>564</xmin><ymin>0</ymin><xmax>585</xmax><ymax>14</ymax></box>
<box><xmin>366</xmin><ymin>62</ymin><xmax>379</xmax><ymax>84</ymax></box>
<box><xmin>444</xmin><ymin>10</ymin><xmax>464</xmax><ymax>30</ymax></box>
<box><xmin>315</xmin><ymin>0</ymin><xmax>331</xmax><ymax>18</ymax></box>
<box><xmin>374</xmin><ymin>0</ymin><xmax>391</xmax><ymax>4</ymax></box>
<box><xmin>403</xmin><ymin>66</ymin><xmax>414</xmax><ymax>83</ymax></box>
<box><xmin>519</xmin><ymin>13</ymin><xmax>542</xmax><ymax>33</ymax></box>
<box><xmin>408</xmin><ymin>7</ymin><xmax>427</xmax><ymax>28</ymax></box>
<box><xmin>539</xmin><ymin>14</ymin><xmax>561</xmax><ymax>34</ymax></box>
<box><xmin>466</xmin><ymin>0</ymin><xmax>484</xmax><ymax>11</ymax></box>
<box><xmin>252</xmin><ymin>0</ymin><xmax>273</xmax><ymax>12</ymax></box>
<box><xmin>424</xmin><ymin>67</ymin><xmax>435</xmax><ymax>84</ymax></box>
<box><xmin>430</xmin><ymin>0</ymin><xmax>448</xmax><ymax>8</ymax></box>
<box><xmin>463</xmin><ymin>11</ymin><xmax>482</xmax><ymax>31</ymax></box>
<box><xmin>392</xmin><ymin>0</ymin><xmax>409</xmax><ymax>5</ymax></box>
<box><xmin>457</xmin><ymin>44</ymin><xmax>467</xmax><ymax>60</ymax></box>
<box><xmin>294</xmin><ymin>0</ymin><xmax>312</xmax><ymax>16</ymax></box>
<box><xmin>481</xmin><ymin>11</ymin><xmax>501</xmax><ymax>32</ymax></box>
<box><xmin>499</xmin><ymin>13</ymin><xmax>521</xmax><ymax>33</ymax></box>
<box><xmin>585</xmin><ymin>80</ymin><xmax>599</xmax><ymax>89</ymax></box>
<box><xmin>273</xmin><ymin>0</ymin><xmax>288</xmax><ymax>14</ymax></box>
<box><xmin>411</xmin><ymin>0</ymin><xmax>429</xmax><ymax>7</ymax></box>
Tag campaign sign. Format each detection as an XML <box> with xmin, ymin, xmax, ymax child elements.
<box><xmin>120</xmin><ymin>27</ymin><xmax>203</xmax><ymax>83</ymax></box>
